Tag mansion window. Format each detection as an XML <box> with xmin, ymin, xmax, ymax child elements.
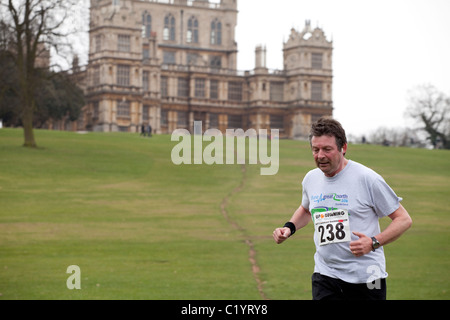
<box><xmin>311</xmin><ymin>53</ymin><xmax>323</xmax><ymax>69</ymax></box>
<box><xmin>161</xmin><ymin>76</ymin><xmax>168</xmax><ymax>97</ymax></box>
<box><xmin>187</xmin><ymin>17</ymin><xmax>199</xmax><ymax>43</ymax></box>
<box><xmin>118</xmin><ymin>34</ymin><xmax>130</xmax><ymax>52</ymax></box>
<box><xmin>117</xmin><ymin>100</ymin><xmax>130</xmax><ymax>118</ymax></box>
<box><xmin>93</xmin><ymin>65</ymin><xmax>100</xmax><ymax>85</ymax></box>
<box><xmin>211</xmin><ymin>19</ymin><xmax>222</xmax><ymax>45</ymax></box>
<box><xmin>311</xmin><ymin>81</ymin><xmax>323</xmax><ymax>100</ymax></box>
<box><xmin>95</xmin><ymin>34</ymin><xmax>101</xmax><ymax>52</ymax></box>
<box><xmin>209</xmin><ymin>55</ymin><xmax>221</xmax><ymax>69</ymax></box>
<box><xmin>143</xmin><ymin>105</ymin><xmax>150</xmax><ymax>121</ymax></box>
<box><xmin>163</xmin><ymin>14</ymin><xmax>175</xmax><ymax>41</ymax></box>
<box><xmin>270</xmin><ymin>115</ymin><xmax>284</xmax><ymax>130</ymax></box>
<box><xmin>228</xmin><ymin>115</ymin><xmax>242</xmax><ymax>129</ymax></box>
<box><xmin>142</xmin><ymin>13</ymin><xmax>152</xmax><ymax>38</ymax></box>
<box><xmin>92</xmin><ymin>102</ymin><xmax>99</xmax><ymax>120</ymax></box>
<box><xmin>142</xmin><ymin>71</ymin><xmax>149</xmax><ymax>92</ymax></box>
<box><xmin>187</xmin><ymin>53</ymin><xmax>199</xmax><ymax>65</ymax></box>
<box><xmin>163</xmin><ymin>51</ymin><xmax>176</xmax><ymax>64</ymax></box>
<box><xmin>210</xmin><ymin>80</ymin><xmax>219</xmax><ymax>100</ymax></box>
<box><xmin>117</xmin><ymin>65</ymin><xmax>130</xmax><ymax>86</ymax></box>
<box><xmin>143</xmin><ymin>47</ymin><xmax>149</xmax><ymax>60</ymax></box>
<box><xmin>161</xmin><ymin>109</ymin><xmax>168</xmax><ymax>126</ymax></box>
<box><xmin>209</xmin><ymin>113</ymin><xmax>219</xmax><ymax>128</ymax></box>
<box><xmin>195</xmin><ymin>78</ymin><xmax>206</xmax><ymax>98</ymax></box>
<box><xmin>177</xmin><ymin>77</ymin><xmax>189</xmax><ymax>97</ymax></box>
<box><xmin>270</xmin><ymin>82</ymin><xmax>284</xmax><ymax>102</ymax></box>
<box><xmin>177</xmin><ymin>111</ymin><xmax>188</xmax><ymax>127</ymax></box>
<box><xmin>228</xmin><ymin>81</ymin><xmax>243</xmax><ymax>101</ymax></box>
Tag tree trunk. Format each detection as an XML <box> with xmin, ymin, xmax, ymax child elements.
<box><xmin>22</xmin><ymin>99</ymin><xmax>37</xmax><ymax>148</ymax></box>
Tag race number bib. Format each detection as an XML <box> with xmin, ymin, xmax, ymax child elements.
<box><xmin>313</xmin><ymin>209</ymin><xmax>351</xmax><ymax>246</ymax></box>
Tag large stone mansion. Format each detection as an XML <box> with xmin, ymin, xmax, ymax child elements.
<box><xmin>77</xmin><ymin>0</ymin><xmax>333</xmax><ymax>138</ymax></box>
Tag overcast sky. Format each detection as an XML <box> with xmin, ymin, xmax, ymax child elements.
<box><xmin>235</xmin><ymin>0</ymin><xmax>450</xmax><ymax>136</ymax></box>
<box><xmin>70</xmin><ymin>0</ymin><xmax>450</xmax><ymax>137</ymax></box>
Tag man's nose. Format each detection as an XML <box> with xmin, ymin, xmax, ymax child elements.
<box><xmin>317</xmin><ymin>149</ymin><xmax>326</xmax><ymax>159</ymax></box>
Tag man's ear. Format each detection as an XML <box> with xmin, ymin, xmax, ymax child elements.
<box><xmin>342</xmin><ymin>143</ymin><xmax>348</xmax><ymax>156</ymax></box>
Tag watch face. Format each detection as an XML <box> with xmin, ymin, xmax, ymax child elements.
<box><xmin>372</xmin><ymin>237</ymin><xmax>380</xmax><ymax>248</ymax></box>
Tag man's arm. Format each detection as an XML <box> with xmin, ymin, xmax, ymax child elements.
<box><xmin>376</xmin><ymin>203</ymin><xmax>412</xmax><ymax>246</ymax></box>
<box><xmin>273</xmin><ymin>205</ymin><xmax>311</xmax><ymax>244</ymax></box>
<box><xmin>350</xmin><ymin>204</ymin><xmax>412</xmax><ymax>256</ymax></box>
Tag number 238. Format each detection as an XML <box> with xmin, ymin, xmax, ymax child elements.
<box><xmin>318</xmin><ymin>222</ymin><xmax>346</xmax><ymax>243</ymax></box>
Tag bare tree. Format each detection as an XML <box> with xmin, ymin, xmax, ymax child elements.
<box><xmin>0</xmin><ymin>0</ymin><xmax>79</xmax><ymax>147</ymax></box>
<box><xmin>367</xmin><ymin>126</ymin><xmax>426</xmax><ymax>148</ymax></box>
<box><xmin>406</xmin><ymin>84</ymin><xmax>450</xmax><ymax>149</ymax></box>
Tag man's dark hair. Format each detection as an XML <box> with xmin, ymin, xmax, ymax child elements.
<box><xmin>309</xmin><ymin>117</ymin><xmax>347</xmax><ymax>151</ymax></box>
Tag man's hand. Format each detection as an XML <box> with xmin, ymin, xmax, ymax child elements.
<box><xmin>349</xmin><ymin>231</ymin><xmax>373</xmax><ymax>257</ymax></box>
<box><xmin>273</xmin><ymin>227</ymin><xmax>291</xmax><ymax>244</ymax></box>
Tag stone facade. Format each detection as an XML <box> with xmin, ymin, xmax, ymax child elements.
<box><xmin>78</xmin><ymin>0</ymin><xmax>333</xmax><ymax>138</ymax></box>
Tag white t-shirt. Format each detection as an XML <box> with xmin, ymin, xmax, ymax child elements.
<box><xmin>301</xmin><ymin>160</ymin><xmax>402</xmax><ymax>284</ymax></box>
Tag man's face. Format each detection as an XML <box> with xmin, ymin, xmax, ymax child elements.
<box><xmin>311</xmin><ymin>135</ymin><xmax>347</xmax><ymax>177</ymax></box>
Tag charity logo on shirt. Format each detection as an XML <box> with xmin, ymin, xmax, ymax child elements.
<box><xmin>310</xmin><ymin>192</ymin><xmax>349</xmax><ymax>221</ymax></box>
<box><xmin>311</xmin><ymin>193</ymin><xmax>349</xmax><ymax>205</ymax></box>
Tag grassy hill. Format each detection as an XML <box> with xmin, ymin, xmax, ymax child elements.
<box><xmin>0</xmin><ymin>128</ymin><xmax>449</xmax><ymax>299</ymax></box>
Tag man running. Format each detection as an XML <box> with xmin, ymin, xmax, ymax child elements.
<box><xmin>273</xmin><ymin>118</ymin><xmax>412</xmax><ymax>300</ymax></box>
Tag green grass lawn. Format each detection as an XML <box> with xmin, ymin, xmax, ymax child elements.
<box><xmin>0</xmin><ymin>128</ymin><xmax>449</xmax><ymax>300</ymax></box>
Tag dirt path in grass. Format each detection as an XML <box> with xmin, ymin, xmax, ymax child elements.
<box><xmin>220</xmin><ymin>164</ymin><xmax>268</xmax><ymax>300</ymax></box>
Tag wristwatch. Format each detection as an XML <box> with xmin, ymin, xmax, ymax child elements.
<box><xmin>371</xmin><ymin>236</ymin><xmax>381</xmax><ymax>251</ymax></box>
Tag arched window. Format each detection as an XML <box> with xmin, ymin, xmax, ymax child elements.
<box><xmin>211</xmin><ymin>19</ymin><xmax>222</xmax><ymax>45</ymax></box>
<box><xmin>187</xmin><ymin>16</ymin><xmax>198</xmax><ymax>43</ymax></box>
<box><xmin>142</xmin><ymin>12</ymin><xmax>151</xmax><ymax>38</ymax></box>
<box><xmin>164</xmin><ymin>14</ymin><xmax>175</xmax><ymax>41</ymax></box>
